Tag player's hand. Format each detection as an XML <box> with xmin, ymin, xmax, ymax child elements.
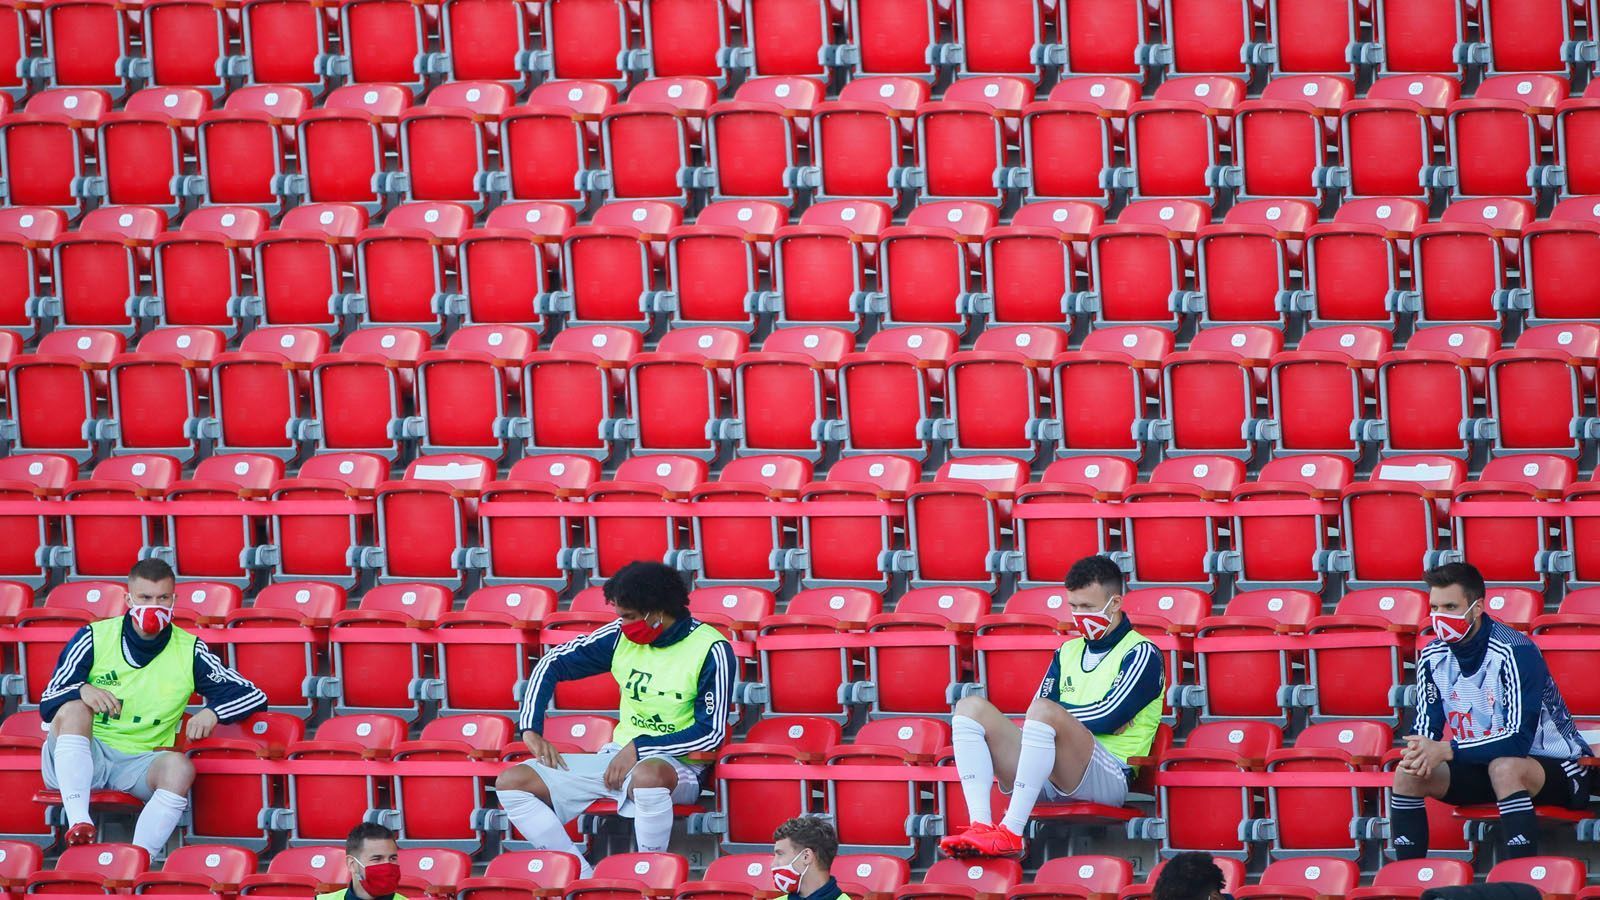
<box><xmin>1402</xmin><ymin>735</ymin><xmax>1451</xmax><ymax>779</ymax></box>
<box><xmin>522</xmin><ymin>731</ymin><xmax>567</xmax><ymax>770</ymax></box>
<box><xmin>604</xmin><ymin>741</ymin><xmax>639</xmax><ymax>791</ymax></box>
<box><xmin>185</xmin><ymin>708</ymin><xmax>219</xmax><ymax>741</ymax></box>
<box><xmin>78</xmin><ymin>685</ymin><xmax>121</xmax><ymax>717</ymax></box>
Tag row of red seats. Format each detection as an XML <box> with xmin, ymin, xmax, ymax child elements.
<box><xmin>6</xmin><ymin>71</ymin><xmax>1599</xmax><ymax>217</ymax></box>
<box><xmin>8</xmin><ymin>837</ymin><xmax>1599</xmax><ymax>900</ymax></box>
<box><xmin>13</xmin><ymin>837</ymin><xmax>1600</xmax><ymax>900</ymax></box>
<box><xmin>5</xmin><ymin>319</ymin><xmax>1598</xmax><ymax>477</ymax></box>
<box><xmin>5</xmin><ymin>190</ymin><xmax>1598</xmax><ymax>340</ymax></box>
<box><xmin>1</xmin><ymin>444</ymin><xmax>1598</xmax><ymax>595</ymax></box>
<box><xmin>3</xmin><ymin>463</ymin><xmax>1599</xmax><ymax>723</ymax></box>
<box><xmin>20</xmin><ymin>0</ymin><xmax>1599</xmax><ymax>100</ymax></box>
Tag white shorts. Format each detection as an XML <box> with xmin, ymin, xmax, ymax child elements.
<box><xmin>41</xmin><ymin>735</ymin><xmax>159</xmax><ymax>801</ymax></box>
<box><xmin>522</xmin><ymin>743</ymin><xmax>703</xmax><ymax>823</ymax></box>
<box><xmin>1038</xmin><ymin>740</ymin><xmax>1131</xmax><ymax>807</ymax></box>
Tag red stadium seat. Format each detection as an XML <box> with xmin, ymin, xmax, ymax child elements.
<box><xmin>51</xmin><ymin>206</ymin><xmax>167</xmax><ymax>332</ymax></box>
<box><xmin>1196</xmin><ymin>199</ymin><xmax>1320</xmax><ymax>326</ymax></box>
<box><xmin>280</xmin><ymin>715</ymin><xmax>407</xmax><ymax>844</ymax></box>
<box><xmin>457</xmin><ymin>852</ymin><xmax>586</xmax><ymax>900</ymax></box>
<box><xmin>1011</xmin><ymin>457</ymin><xmax>1137</xmax><ymax>587</ymax></box>
<box><xmin>905</xmin><ymin>456</ymin><xmax>1028</xmax><ymax>588</ymax></box>
<box><xmin>519</xmin><ymin>325</ymin><xmax>641</xmax><ymax>458</ymax></box>
<box><xmin>297</xmin><ymin>84</ymin><xmax>411</xmax><ymax>209</ymax></box>
<box><xmin>1022</xmin><ymin>76</ymin><xmax>1140</xmax><ymax>204</ymax></box>
<box><xmin>897</xmin><ymin>858</ymin><xmax>1022</xmax><ymax>900</ymax></box>
<box><xmin>837</xmin><ymin>328</ymin><xmax>958</xmax><ymax>459</ymax></box>
<box><xmin>0</xmin><ymin>89</ymin><xmax>112</xmax><ymax>212</ymax></box>
<box><xmin>239</xmin><ymin>846</ymin><xmax>348</xmax><ymax>897</ymax></box>
<box><xmin>771</xmin><ymin>200</ymin><xmax>893</xmax><ymax>329</ymax></box>
<box><xmin>106</xmin><ymin>327</ymin><xmax>227</xmax><ymax>462</ymax></box>
<box><xmin>1192</xmin><ymin>589</ymin><xmax>1319</xmax><ymax>723</ymax></box>
<box><xmin>439</xmin><ymin>0</ymin><xmax>538</xmax><ymax>87</ymax></box>
<box><xmin>393</xmin><ymin>717</ymin><xmax>513</xmax><ymax>846</ymax></box>
<box><xmin>911</xmin><ymin>76</ymin><xmax>1032</xmax><ymax>203</ymax></box>
<box><xmin>415</xmin><ymin>325</ymin><xmax>539</xmax><ymax>460</ymax></box>
<box><xmin>706</xmin><ymin>76</ymin><xmax>824</xmax><ymax>203</ymax></box>
<box><xmin>665</xmin><ymin>200</ymin><xmax>788</xmax><ymax>329</ymax></box>
<box><xmin>1522</xmin><ymin>197</ymin><xmax>1600</xmax><ymax>324</ymax></box>
<box><xmin>1232</xmin><ymin>858</ymin><xmax>1360</xmax><ymax>900</ymax></box>
<box><xmin>1486</xmin><ymin>858</ymin><xmax>1587</xmax><ymax>897</ymax></box>
<box><xmin>549</xmin><ymin>200</ymin><xmax>683</xmax><ymax>330</ymax></box>
<box><xmin>730</xmin><ymin>326</ymin><xmax>853</xmax><ymax>459</ymax></box>
<box><xmin>1336</xmin><ymin>455</ymin><xmax>1467</xmax><ymax>589</ymax></box>
<box><xmin>26</xmin><ymin>843</ymin><xmax>148</xmax><ymax>893</ymax></box>
<box><xmin>1261</xmin><ymin>723</ymin><xmax>1391</xmax><ymax>856</ymax></box>
<box><xmin>1445</xmin><ymin>75</ymin><xmax>1567</xmax><ymax>201</ymax></box>
<box><xmin>458</xmin><ymin>201</ymin><xmax>575</xmax><ymax>330</ymax></box>
<box><xmin>812</xmin><ymin>78</ymin><xmax>929</xmax><ymax>204</ymax></box>
<box><xmin>878</xmin><ymin>201</ymin><xmax>998</xmax><ymax>329</ymax></box>
<box><xmin>599</xmin><ymin>77</ymin><xmax>717</xmax><ymax>204</ymax></box>
<box><xmin>1372</xmin><ymin>324</ymin><xmax>1498</xmax><ymax>456</ymax></box>
<box><xmin>1161</xmin><ymin>0</ymin><xmax>1258</xmax><ymax>77</ymax></box>
<box><xmin>132</xmin><ymin>844</ymin><xmax>258</xmax><ymax>894</ymax></box>
<box><xmin>205</xmin><ymin>327</ymin><xmax>329</xmax><ymax>459</ymax></box>
<box><xmin>564</xmin><ymin>852</ymin><xmax>689</xmax><ymax>900</ymax></box>
<box><xmin>1304</xmin><ymin>587</ymin><xmax>1428</xmax><ymax>723</ymax></box>
<box><xmin>757</xmin><ymin>586</ymin><xmax>882</xmax><ymax>717</ymax></box>
<box><xmin>0</xmin><ymin>208</ymin><xmax>68</xmax><ymax>340</ymax></box>
<box><xmin>1485</xmin><ymin>323</ymin><xmax>1600</xmax><ymax>456</ymax></box>
<box><xmin>796</xmin><ymin>454</ymin><xmax>919</xmax><ymax>589</ymax></box>
<box><xmin>1306</xmin><ymin>197</ymin><xmax>1430</xmax><ymax>327</ymax></box>
<box><xmin>152</xmin><ymin>207</ymin><xmax>271</xmax><ymax>334</ymax></box>
<box><xmin>1266</xmin><ymin>327</ymin><xmax>1391</xmax><ymax>458</ymax></box>
<box><xmin>1149</xmin><ymin>720</ymin><xmax>1284</xmax><ymax>857</ymax></box>
<box><xmin>250</xmin><ymin>203</ymin><xmax>369</xmax><ymax>330</ymax></box>
<box><xmin>674</xmin><ymin>853</ymin><xmax>773</xmax><ymax>900</ymax></box>
<box><xmin>619</xmin><ymin>326</ymin><xmax>747</xmax><ymax>459</ymax></box>
<box><xmin>835</xmin><ymin>855</ymin><xmax>910</xmax><ymax>899</ymax></box>
<box><xmin>1127</xmin><ymin>76</ymin><xmax>1246</xmax><ymax>201</ymax></box>
<box><xmin>1532</xmin><ymin>588</ymin><xmax>1600</xmax><ymax>717</ymax></box>
<box><xmin>369</xmin><ymin>455</ymin><xmax>495</xmax><ymax>589</ymax></box>
<box><xmin>982</xmin><ymin>201</ymin><xmax>1104</xmax><ymax>326</ymax></box>
<box><xmin>501</xmin><ymin>80</ymin><xmax>617</xmax><ymax>206</ymax></box>
<box><xmin>1077</xmin><ymin>199</ymin><xmax>1210</xmax><ymax>328</ymax></box>
<box><xmin>397</xmin><ymin>81</ymin><xmax>514</xmax><ymax>209</ymax></box>
<box><xmin>945</xmin><ymin>326</ymin><xmax>1068</xmax><ymax>460</ymax></box>
<box><xmin>1346</xmin><ymin>859</ymin><xmax>1473</xmax><ymax>900</ymax></box>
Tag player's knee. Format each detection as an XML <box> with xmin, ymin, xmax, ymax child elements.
<box><xmin>1393</xmin><ymin>768</ymin><xmax>1431</xmax><ymax>797</ymax></box>
<box><xmin>51</xmin><ymin>701</ymin><xmax>92</xmax><ymax>733</ymax></box>
<box><xmin>1487</xmin><ymin>756</ymin><xmax>1533</xmax><ymax>794</ymax></box>
<box><xmin>1024</xmin><ymin>696</ymin><xmax>1073</xmax><ymax>728</ymax></box>
<box><xmin>629</xmin><ymin>762</ymin><xmax>678</xmax><ymax>793</ymax></box>
<box><xmin>496</xmin><ymin>765</ymin><xmax>543</xmax><ymax>795</ymax></box>
<box><xmin>153</xmin><ymin>752</ymin><xmax>195</xmax><ymax>792</ymax></box>
<box><xmin>954</xmin><ymin>694</ymin><xmax>998</xmax><ymax>722</ymax></box>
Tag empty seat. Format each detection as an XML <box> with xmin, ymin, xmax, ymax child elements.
<box><xmin>398</xmin><ymin>81</ymin><xmax>514</xmax><ymax>208</ymax></box>
<box><xmin>796</xmin><ymin>454</ymin><xmax>920</xmax><ymax>589</ymax></box>
<box><xmin>539</xmin><ymin>0</ymin><xmax>633</xmax><ymax>83</ymax></box>
<box><xmin>1050</xmin><ymin>326</ymin><xmax>1173</xmax><ymax>459</ymax></box>
<box><xmin>706</xmin><ymin>76</ymin><xmax>824</xmax><ymax>203</ymax></box>
<box><xmin>1161</xmin><ymin>0</ymin><xmax>1258</xmax><ymax>77</ymax></box>
<box><xmin>1078</xmin><ymin>199</ymin><xmax>1210</xmax><ymax>328</ymax></box>
<box><xmin>1196</xmin><ymin>199</ymin><xmax>1320</xmax><ymax>325</ymax></box>
<box><xmin>1192</xmin><ymin>589</ymin><xmax>1320</xmax><ymax>723</ymax></box>
<box><xmin>350</xmin><ymin>202</ymin><xmax>473</xmax><ymax>332</ymax></box>
<box><xmin>152</xmin><ymin>207</ymin><xmax>272</xmax><ymax>333</ymax></box>
<box><xmin>1234</xmin><ymin>858</ymin><xmax>1361</xmax><ymax>899</ymax></box>
<box><xmin>0</xmin><ymin>208</ymin><xmax>69</xmax><ymax>340</ymax></box>
<box><xmin>1521</xmin><ymin>197</ymin><xmax>1600</xmax><ymax>324</ymax></box>
<box><xmin>132</xmin><ymin>844</ymin><xmax>258</xmax><ymax>894</ymax></box>
<box><xmin>835</xmin><ymin>327</ymin><xmax>957</xmax><ymax>458</ymax></box>
<box><xmin>1266</xmin><ymin>326</ymin><xmax>1392</xmax><ymax>457</ymax></box>
<box><xmin>51</xmin><ymin>206</ymin><xmax>168</xmax><ymax>332</ymax></box>
<box><xmin>206</xmin><ymin>327</ymin><xmax>329</xmax><ymax>458</ymax></box>
<box><xmin>1338</xmin><ymin>76</ymin><xmax>1461</xmax><ymax>199</ymax></box>
<box><xmin>982</xmin><ymin>201</ymin><xmax>1104</xmax><ymax>326</ymax></box>
<box><xmin>812</xmin><ymin>77</ymin><xmax>929</xmax><ymax>203</ymax></box>
<box><xmin>1480</xmin><ymin>0</ymin><xmax>1590</xmax><ymax>74</ymax></box>
<box><xmin>42</xmin><ymin>0</ymin><xmax>137</xmax><ymax>93</ymax></box>
<box><xmin>945</xmin><ymin>325</ymin><xmax>1067</xmax><ymax>460</ymax></box>
<box><xmin>745</xmin><ymin>0</ymin><xmax>840</xmax><ymax>78</ymax></box>
<box><xmin>477</xmin><ymin>457</ymin><xmax>601</xmax><ymax>591</ymax></box>
<box><xmin>898</xmin><ymin>858</ymin><xmax>1023</xmax><ymax>900</ymax></box>
<box><xmin>1233</xmin><ymin>76</ymin><xmax>1353</xmax><ymax>203</ymax></box>
<box><xmin>369</xmin><ymin>455</ymin><xmax>495</xmax><ymax>589</ymax></box>
<box><xmin>297</xmin><ymin>84</ymin><xmax>411</xmax><ymax>209</ymax></box>
<box><xmin>905</xmin><ymin>456</ymin><xmax>1028</xmax><ymax>588</ymax></box>
<box><xmin>240</xmin><ymin>0</ymin><xmax>337</xmax><ymax>90</ymax></box>
<box><xmin>249</xmin><ymin>203</ymin><xmax>369</xmax><ymax>330</ymax></box>
<box><xmin>731</xmin><ymin>326</ymin><xmax>854</xmax><ymax>459</ymax></box>
<box><xmin>564</xmin><ymin>852</ymin><xmax>690</xmax><ymax>900</ymax></box>
<box><xmin>1011</xmin><ymin>457</ymin><xmax>1137</xmax><ymax>587</ymax></box>
<box><xmin>439</xmin><ymin>0</ymin><xmax>537</xmax><ymax>86</ymax></box>
<box><xmin>0</xmin><ymin>89</ymin><xmax>112</xmax><ymax>211</ymax></box>
<box><xmin>843</xmin><ymin>0</ymin><xmax>947</xmax><ymax>79</ymax></box>
<box><xmin>1446</xmin><ymin>75</ymin><xmax>1567</xmax><ymax>200</ymax></box>
<box><xmin>1120</xmin><ymin>455</ymin><xmax>1247</xmax><ymax>589</ymax></box>
<box><xmin>911</xmin><ymin>76</ymin><xmax>1032</xmax><ymax>202</ymax></box>
<box><xmin>3</xmin><ymin>329</ymin><xmax>125</xmax><ymax>460</ymax></box>
<box><xmin>1306</xmin><ymin>197</ymin><xmax>1429</xmax><ymax>326</ymax></box>
<box><xmin>1410</xmin><ymin>198</ymin><xmax>1535</xmax><ymax>326</ymax></box>
<box><xmin>93</xmin><ymin>88</ymin><xmax>211</xmax><ymax>212</ymax></box>
<box><xmin>1484</xmin><ymin>323</ymin><xmax>1600</xmax><ymax>456</ymax></box>
<box><xmin>333</xmin><ymin>0</ymin><xmax>437</xmax><ymax>93</ymax></box>
<box><xmin>1022</xmin><ymin>76</ymin><xmax>1141</xmax><ymax>203</ymax></box>
<box><xmin>1150</xmin><ymin>720</ymin><xmax>1285</xmax><ymax>856</ymax></box>
<box><xmin>953</xmin><ymin>0</ymin><xmax>1051</xmax><ymax>79</ymax></box>
<box><xmin>238</xmin><ymin>845</ymin><xmax>350</xmax><ymax>896</ymax></box>
<box><xmin>26</xmin><ymin>843</ymin><xmax>149</xmax><ymax>892</ymax></box>
<box><xmin>552</xmin><ymin>200</ymin><xmax>683</xmax><ymax>329</ymax></box>
<box><xmin>1229</xmin><ymin>455</ymin><xmax>1355</xmax><ymax>590</ymax></box>
<box><xmin>500</xmin><ymin>80</ymin><xmax>617</xmax><ymax>205</ymax></box>
<box><xmin>772</xmin><ymin>200</ymin><xmax>895</xmax><ymax>329</ymax></box>
<box><xmin>1127</xmin><ymin>76</ymin><xmax>1246</xmax><ymax>200</ymax></box>
<box><xmin>665</xmin><ymin>200</ymin><xmax>788</xmax><ymax>328</ymax></box>
<box><xmin>1450</xmin><ymin>454</ymin><xmax>1575</xmax><ymax>587</ymax></box>
<box><xmin>687</xmin><ymin>455</ymin><xmax>813</xmax><ymax>587</ymax></box>
<box><xmin>1346</xmin><ymin>859</ymin><xmax>1474</xmax><ymax>900</ymax></box>
<box><xmin>620</xmin><ymin>326</ymin><xmax>748</xmax><ymax>458</ymax></box>
<box><xmin>599</xmin><ymin>77</ymin><xmax>717</xmax><ymax>203</ymax></box>
<box><xmin>1156</xmin><ymin>327</ymin><xmax>1283</xmax><ymax>458</ymax></box>
<box><xmin>1373</xmin><ymin>324</ymin><xmax>1499</xmax><ymax>456</ymax></box>
<box><xmin>1305</xmin><ymin>587</ymin><xmax>1429</xmax><ymax>723</ymax></box>
<box><xmin>1336</xmin><ymin>456</ymin><xmax>1467</xmax><ymax>588</ymax></box>
<box><xmin>279</xmin><ymin>715</ymin><xmax>406</xmax><ymax>843</ymax></box>
<box><xmin>1373</xmin><ymin>0</ymin><xmax>1471</xmax><ymax>76</ymax></box>
<box><xmin>458</xmin><ymin>202</ymin><xmax>576</xmax><ymax>329</ymax></box>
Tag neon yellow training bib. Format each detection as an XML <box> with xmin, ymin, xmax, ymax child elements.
<box><xmin>610</xmin><ymin>622</ymin><xmax>727</xmax><ymax>754</ymax></box>
<box><xmin>86</xmin><ymin>616</ymin><xmax>197</xmax><ymax>753</ymax></box>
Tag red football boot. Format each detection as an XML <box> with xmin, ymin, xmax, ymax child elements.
<box><xmin>64</xmin><ymin>822</ymin><xmax>96</xmax><ymax>846</ymax></box>
<box><xmin>960</xmin><ymin>822</ymin><xmax>1026</xmax><ymax>857</ymax></box>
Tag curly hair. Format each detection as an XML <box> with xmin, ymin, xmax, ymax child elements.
<box><xmin>1065</xmin><ymin>554</ymin><xmax>1124</xmax><ymax>596</ymax></box>
<box><xmin>603</xmin><ymin>561</ymin><xmax>692</xmax><ymax>619</ymax></box>
<box><xmin>1152</xmin><ymin>852</ymin><xmax>1226</xmax><ymax>900</ymax></box>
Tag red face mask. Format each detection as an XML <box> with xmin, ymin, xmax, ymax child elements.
<box><xmin>353</xmin><ymin>861</ymin><xmax>402</xmax><ymax>897</ymax></box>
<box><xmin>1072</xmin><ymin>597</ymin><xmax>1117</xmax><ymax>642</ymax></box>
<box><xmin>1431</xmin><ymin>601</ymin><xmax>1480</xmax><ymax>643</ymax></box>
<box><xmin>128</xmin><ymin>605</ymin><xmax>173</xmax><ymax>635</ymax></box>
<box><xmin>621</xmin><ymin>615</ymin><xmax>666</xmax><ymax>645</ymax></box>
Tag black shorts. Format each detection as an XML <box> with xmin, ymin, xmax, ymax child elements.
<box><xmin>1439</xmin><ymin>757</ymin><xmax>1592</xmax><ymax>809</ymax></box>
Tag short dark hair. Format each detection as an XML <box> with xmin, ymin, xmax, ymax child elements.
<box><xmin>1424</xmin><ymin>561</ymin><xmax>1485</xmax><ymax>604</ymax></box>
<box><xmin>128</xmin><ymin>558</ymin><xmax>175</xmax><ymax>585</ymax></box>
<box><xmin>345</xmin><ymin>822</ymin><xmax>397</xmax><ymax>856</ymax></box>
<box><xmin>603</xmin><ymin>561</ymin><xmax>691</xmax><ymax>619</ymax></box>
<box><xmin>1152</xmin><ymin>852</ymin><xmax>1226</xmax><ymax>900</ymax></box>
<box><xmin>773</xmin><ymin>816</ymin><xmax>838</xmax><ymax>869</ymax></box>
<box><xmin>1065</xmin><ymin>555</ymin><xmax>1124</xmax><ymax>595</ymax></box>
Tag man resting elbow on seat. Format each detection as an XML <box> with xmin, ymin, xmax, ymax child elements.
<box><xmin>939</xmin><ymin>554</ymin><xmax>1165</xmax><ymax>858</ymax></box>
<box><xmin>40</xmin><ymin>558</ymin><xmax>268</xmax><ymax>856</ymax></box>
<box><xmin>1391</xmin><ymin>562</ymin><xmax>1592</xmax><ymax>860</ymax></box>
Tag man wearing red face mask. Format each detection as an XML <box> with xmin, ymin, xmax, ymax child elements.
<box><xmin>319</xmin><ymin>823</ymin><xmax>405</xmax><ymax>900</ymax></box>
<box><xmin>495</xmin><ymin>561</ymin><xmax>734</xmax><ymax>874</ymax></box>
<box><xmin>939</xmin><ymin>555</ymin><xmax>1164</xmax><ymax>858</ymax></box>
<box><xmin>38</xmin><ymin>558</ymin><xmax>267</xmax><ymax>855</ymax></box>
<box><xmin>1391</xmin><ymin>562</ymin><xmax>1591</xmax><ymax>860</ymax></box>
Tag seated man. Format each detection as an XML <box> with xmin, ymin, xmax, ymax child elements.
<box><xmin>1392</xmin><ymin>562</ymin><xmax>1592</xmax><ymax>859</ymax></box>
<box><xmin>40</xmin><ymin>558</ymin><xmax>267</xmax><ymax>854</ymax></box>
<box><xmin>939</xmin><ymin>554</ymin><xmax>1164</xmax><ymax>857</ymax></box>
<box><xmin>495</xmin><ymin>561</ymin><xmax>735</xmax><ymax>875</ymax></box>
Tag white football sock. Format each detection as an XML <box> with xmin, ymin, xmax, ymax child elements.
<box><xmin>951</xmin><ymin>714</ymin><xmax>995</xmax><ymax>826</ymax></box>
<box><xmin>631</xmin><ymin>786</ymin><xmax>674</xmax><ymax>853</ymax></box>
<box><xmin>499</xmin><ymin>789</ymin><xmax>593</xmax><ymax>878</ymax></box>
<box><xmin>52</xmin><ymin>734</ymin><xmax>93</xmax><ymax>826</ymax></box>
<box><xmin>132</xmin><ymin>789</ymin><xmax>187</xmax><ymax>857</ymax></box>
<box><xmin>1001</xmin><ymin>719</ymin><xmax>1058</xmax><ymax>835</ymax></box>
